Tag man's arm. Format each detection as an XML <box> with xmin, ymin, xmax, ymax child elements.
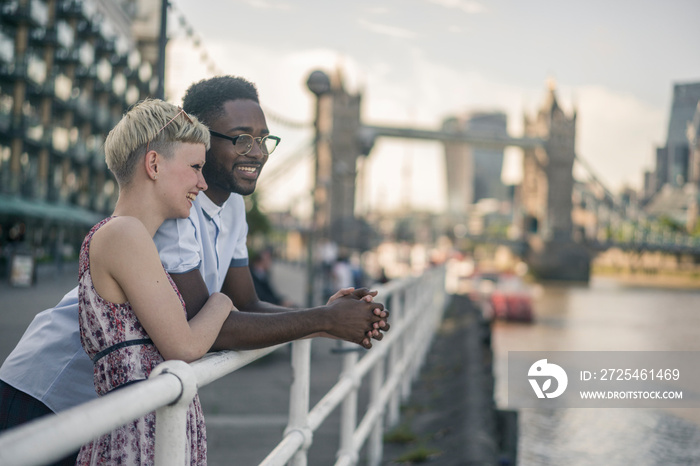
<box><xmin>170</xmin><ymin>267</ymin><xmax>387</xmax><ymax>351</ymax></box>
<box><xmin>222</xmin><ymin>266</ymin><xmax>293</xmax><ymax>314</ymax></box>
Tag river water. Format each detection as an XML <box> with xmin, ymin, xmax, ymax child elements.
<box><xmin>491</xmin><ymin>276</ymin><xmax>700</xmax><ymax>465</ymax></box>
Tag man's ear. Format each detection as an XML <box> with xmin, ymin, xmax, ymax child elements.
<box><xmin>145</xmin><ymin>150</ymin><xmax>159</xmax><ymax>180</ymax></box>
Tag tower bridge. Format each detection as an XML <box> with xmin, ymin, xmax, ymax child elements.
<box><xmin>303</xmin><ymin>70</ymin><xmax>700</xmax><ymax>282</ymax></box>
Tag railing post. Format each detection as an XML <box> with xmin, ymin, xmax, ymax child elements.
<box><xmin>386</xmin><ymin>289</ymin><xmax>403</xmax><ymax>429</ymax></box>
<box><xmin>367</xmin><ymin>357</ymin><xmax>385</xmax><ymax>466</ymax></box>
<box><xmin>286</xmin><ymin>339</ymin><xmax>312</xmax><ymax>466</ymax></box>
<box><xmin>401</xmin><ymin>285</ymin><xmax>416</xmax><ymax>401</ymax></box>
<box><xmin>150</xmin><ymin>360</ymin><xmax>198</xmax><ymax>466</ymax></box>
<box><xmin>338</xmin><ymin>347</ymin><xmax>359</xmax><ymax>464</ymax></box>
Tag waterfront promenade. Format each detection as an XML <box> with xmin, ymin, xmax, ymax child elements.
<box><xmin>1</xmin><ymin>262</ymin><xmax>493</xmax><ymax>465</ymax></box>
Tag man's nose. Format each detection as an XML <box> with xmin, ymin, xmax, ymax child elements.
<box><xmin>246</xmin><ymin>139</ymin><xmax>266</xmax><ymax>160</ymax></box>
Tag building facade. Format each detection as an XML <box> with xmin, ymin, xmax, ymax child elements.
<box><xmin>442</xmin><ymin>111</ymin><xmax>509</xmax><ymax>217</ymax></box>
<box><xmin>0</xmin><ymin>0</ymin><xmax>159</xmax><ymax>275</ymax></box>
<box><xmin>655</xmin><ymin>82</ymin><xmax>700</xmax><ymax>189</ymax></box>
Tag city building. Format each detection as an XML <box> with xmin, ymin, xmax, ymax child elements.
<box><xmin>465</xmin><ymin>112</ymin><xmax>509</xmax><ymax>203</ymax></box>
<box><xmin>687</xmin><ymin>101</ymin><xmax>700</xmax><ymax>186</ymax></box>
<box><xmin>0</xmin><ymin>0</ymin><xmax>159</xmax><ymax>277</ymax></box>
<box><xmin>655</xmin><ymin>82</ymin><xmax>700</xmax><ymax>189</ymax></box>
<box><xmin>442</xmin><ymin>110</ymin><xmax>509</xmax><ymax>218</ymax></box>
<box><xmin>644</xmin><ymin>81</ymin><xmax>700</xmax><ymax>230</ymax></box>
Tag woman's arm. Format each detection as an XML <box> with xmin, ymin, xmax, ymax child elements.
<box><xmin>89</xmin><ymin>217</ymin><xmax>232</xmax><ymax>362</ymax></box>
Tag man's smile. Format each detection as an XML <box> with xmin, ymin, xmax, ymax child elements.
<box><xmin>235</xmin><ymin>164</ymin><xmax>261</xmax><ymax>179</ymax></box>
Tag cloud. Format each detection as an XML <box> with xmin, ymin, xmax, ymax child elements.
<box><xmin>166</xmin><ymin>34</ymin><xmax>665</xmax><ymax>215</ymax></box>
<box><xmin>426</xmin><ymin>0</ymin><xmax>486</xmax><ymax>14</ymax></box>
<box><xmin>243</xmin><ymin>0</ymin><xmax>292</xmax><ymax>10</ymax></box>
<box><xmin>570</xmin><ymin>85</ymin><xmax>665</xmax><ymax>190</ymax></box>
<box><xmin>364</xmin><ymin>6</ymin><xmax>390</xmax><ymax>15</ymax></box>
<box><xmin>358</xmin><ymin>19</ymin><xmax>417</xmax><ymax>39</ymax></box>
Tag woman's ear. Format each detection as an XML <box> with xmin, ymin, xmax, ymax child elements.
<box><xmin>145</xmin><ymin>150</ymin><xmax>159</xmax><ymax>181</ymax></box>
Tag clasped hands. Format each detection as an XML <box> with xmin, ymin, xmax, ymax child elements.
<box><xmin>327</xmin><ymin>287</ymin><xmax>390</xmax><ymax>349</ymax></box>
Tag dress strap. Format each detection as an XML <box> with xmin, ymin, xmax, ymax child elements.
<box><xmin>79</xmin><ymin>216</ymin><xmax>115</xmax><ymax>279</ymax></box>
<box><xmin>92</xmin><ymin>338</ymin><xmax>154</xmax><ymax>363</ymax></box>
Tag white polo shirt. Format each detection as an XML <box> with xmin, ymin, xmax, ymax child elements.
<box><xmin>154</xmin><ymin>192</ymin><xmax>249</xmax><ymax>293</ymax></box>
<box><xmin>0</xmin><ymin>193</ymin><xmax>248</xmax><ymax>412</ymax></box>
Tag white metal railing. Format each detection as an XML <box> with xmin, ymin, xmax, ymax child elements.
<box><xmin>0</xmin><ymin>266</ymin><xmax>448</xmax><ymax>466</ymax></box>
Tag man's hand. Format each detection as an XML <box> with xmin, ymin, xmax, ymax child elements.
<box><xmin>327</xmin><ymin>287</ymin><xmax>390</xmax><ymax>343</ymax></box>
<box><xmin>325</xmin><ymin>289</ymin><xmax>389</xmax><ymax>348</ymax></box>
<box><xmin>326</xmin><ymin>287</ymin><xmax>377</xmax><ymax>304</ymax></box>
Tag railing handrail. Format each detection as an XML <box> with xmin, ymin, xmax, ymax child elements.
<box><xmin>0</xmin><ymin>266</ymin><xmax>448</xmax><ymax>466</ymax></box>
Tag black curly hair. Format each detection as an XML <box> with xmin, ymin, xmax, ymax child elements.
<box><xmin>181</xmin><ymin>76</ymin><xmax>259</xmax><ymax>126</ymax></box>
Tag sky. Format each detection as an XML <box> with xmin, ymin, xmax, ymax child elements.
<box><xmin>163</xmin><ymin>0</ymin><xmax>700</xmax><ymax>215</ymax></box>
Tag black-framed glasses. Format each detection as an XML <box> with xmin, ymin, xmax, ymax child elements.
<box><xmin>209</xmin><ymin>130</ymin><xmax>281</xmax><ymax>156</ymax></box>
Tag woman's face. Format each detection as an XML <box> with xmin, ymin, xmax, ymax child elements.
<box><xmin>158</xmin><ymin>142</ymin><xmax>208</xmax><ymax>218</ymax></box>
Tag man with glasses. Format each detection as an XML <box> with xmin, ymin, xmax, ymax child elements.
<box><xmin>0</xmin><ymin>76</ymin><xmax>388</xmax><ymax>464</ymax></box>
<box><xmin>157</xmin><ymin>75</ymin><xmax>388</xmax><ymax>349</ymax></box>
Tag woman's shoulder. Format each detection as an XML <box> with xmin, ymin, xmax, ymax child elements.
<box><xmin>93</xmin><ymin>216</ymin><xmax>151</xmax><ymax>249</ymax></box>
<box><xmin>90</xmin><ymin>217</ymin><xmax>161</xmax><ymax>276</ymax></box>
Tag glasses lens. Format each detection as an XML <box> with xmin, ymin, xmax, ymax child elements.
<box><xmin>261</xmin><ymin>136</ymin><xmax>279</xmax><ymax>155</ymax></box>
<box><xmin>234</xmin><ymin>134</ymin><xmax>254</xmax><ymax>155</ymax></box>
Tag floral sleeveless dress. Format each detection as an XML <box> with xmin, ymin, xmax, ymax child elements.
<box><xmin>76</xmin><ymin>217</ymin><xmax>207</xmax><ymax>465</ymax></box>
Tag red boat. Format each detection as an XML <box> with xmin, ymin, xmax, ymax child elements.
<box><xmin>468</xmin><ymin>272</ymin><xmax>534</xmax><ymax>323</ymax></box>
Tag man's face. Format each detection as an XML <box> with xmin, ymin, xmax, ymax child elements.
<box><xmin>204</xmin><ymin>99</ymin><xmax>270</xmax><ymax>199</ymax></box>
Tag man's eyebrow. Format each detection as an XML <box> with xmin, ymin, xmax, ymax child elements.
<box><xmin>226</xmin><ymin>125</ymin><xmax>270</xmax><ymax>135</ymax></box>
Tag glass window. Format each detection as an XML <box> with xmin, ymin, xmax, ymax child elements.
<box><xmin>86</xmin><ymin>134</ymin><xmax>102</xmax><ymax>154</ymax></box>
<box><xmin>112</xmin><ymin>73</ymin><xmax>126</xmax><ymax>95</ymax></box>
<box><xmin>30</xmin><ymin>0</ymin><xmax>48</xmax><ymax>27</ymax></box>
<box><xmin>96</xmin><ymin>58</ymin><xmax>112</xmax><ymax>83</ymax></box>
<box><xmin>26</xmin><ymin>124</ymin><xmax>43</xmax><ymax>142</ymax></box>
<box><xmin>52</xmin><ymin>127</ymin><xmax>69</xmax><ymax>152</ymax></box>
<box><xmin>0</xmin><ymin>30</ymin><xmax>13</xmax><ymax>63</ymax></box>
<box><xmin>127</xmin><ymin>49</ymin><xmax>141</xmax><ymax>69</ymax></box>
<box><xmin>138</xmin><ymin>62</ymin><xmax>151</xmax><ymax>81</ymax></box>
<box><xmin>21</xmin><ymin>101</ymin><xmax>39</xmax><ymax>121</ymax></box>
<box><xmin>27</xmin><ymin>53</ymin><xmax>46</xmax><ymax>84</ymax></box>
<box><xmin>0</xmin><ymin>93</ymin><xmax>12</xmax><ymax>114</ymax></box>
<box><xmin>56</xmin><ymin>21</ymin><xmax>74</xmax><ymax>49</ymax></box>
<box><xmin>125</xmin><ymin>85</ymin><xmax>139</xmax><ymax>105</ymax></box>
<box><xmin>79</xmin><ymin>42</ymin><xmax>94</xmax><ymax>67</ymax></box>
<box><xmin>115</xmin><ymin>35</ymin><xmax>130</xmax><ymax>56</ymax></box>
<box><xmin>55</xmin><ymin>74</ymin><xmax>72</xmax><ymax>101</ymax></box>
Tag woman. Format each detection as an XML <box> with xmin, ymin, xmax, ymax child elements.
<box><xmin>76</xmin><ymin>99</ymin><xmax>232</xmax><ymax>465</ymax></box>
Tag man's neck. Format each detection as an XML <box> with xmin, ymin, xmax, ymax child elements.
<box><xmin>204</xmin><ymin>188</ymin><xmax>231</xmax><ymax>206</ymax></box>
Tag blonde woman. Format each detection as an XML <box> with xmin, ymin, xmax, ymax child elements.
<box><xmin>75</xmin><ymin>99</ymin><xmax>232</xmax><ymax>465</ymax></box>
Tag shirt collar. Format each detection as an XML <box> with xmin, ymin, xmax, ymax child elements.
<box><xmin>198</xmin><ymin>192</ymin><xmax>226</xmax><ymax>220</ymax></box>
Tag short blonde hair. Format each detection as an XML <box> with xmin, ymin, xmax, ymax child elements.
<box><xmin>105</xmin><ymin>99</ymin><xmax>210</xmax><ymax>185</ymax></box>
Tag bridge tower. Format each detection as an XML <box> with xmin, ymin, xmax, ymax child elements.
<box><xmin>521</xmin><ymin>82</ymin><xmax>591</xmax><ymax>280</ymax></box>
<box><xmin>307</xmin><ymin>69</ymin><xmax>369</xmax><ymax>252</ymax></box>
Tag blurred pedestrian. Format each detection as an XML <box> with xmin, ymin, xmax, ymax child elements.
<box><xmin>249</xmin><ymin>248</ymin><xmax>295</xmax><ymax>307</ymax></box>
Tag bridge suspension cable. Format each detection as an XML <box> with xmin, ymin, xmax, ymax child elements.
<box><xmin>259</xmin><ymin>138</ymin><xmax>315</xmax><ymax>188</ymax></box>
<box><xmin>261</xmin><ymin>107</ymin><xmax>312</xmax><ymax>130</ymax></box>
<box><xmin>573</xmin><ymin>153</ymin><xmax>628</xmax><ymax>214</ymax></box>
<box><xmin>168</xmin><ymin>2</ymin><xmax>311</xmax><ymax>130</ymax></box>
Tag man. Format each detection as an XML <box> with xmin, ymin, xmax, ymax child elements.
<box><xmin>0</xmin><ymin>76</ymin><xmax>388</xmax><ymax>453</ymax></box>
